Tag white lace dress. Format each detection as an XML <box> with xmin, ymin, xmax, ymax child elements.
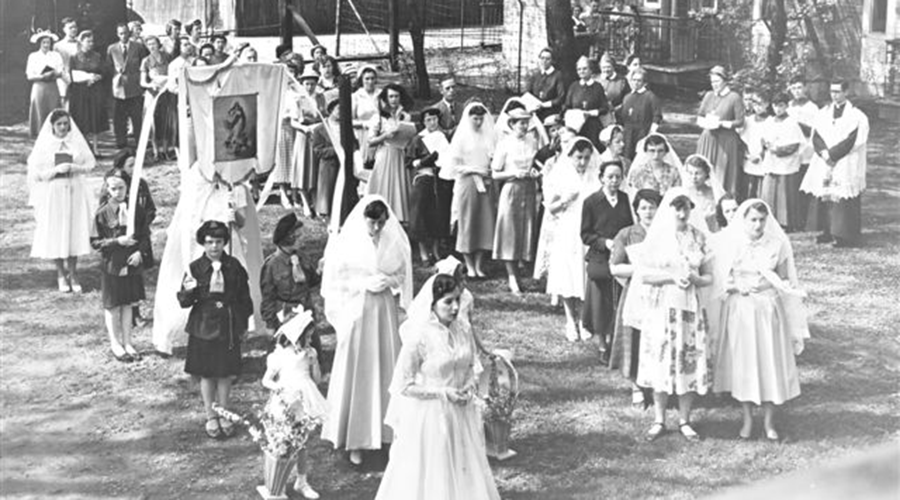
<box><xmin>375</xmin><ymin>315</ymin><xmax>500</xmax><ymax>500</ymax></box>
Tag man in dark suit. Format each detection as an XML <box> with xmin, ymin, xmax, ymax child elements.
<box><xmin>432</xmin><ymin>76</ymin><xmax>462</xmax><ymax>136</ymax></box>
<box><xmin>107</xmin><ymin>22</ymin><xmax>148</xmax><ymax>148</ymax></box>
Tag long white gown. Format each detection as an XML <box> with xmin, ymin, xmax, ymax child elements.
<box><xmin>375</xmin><ymin>314</ymin><xmax>500</xmax><ymax>500</ymax></box>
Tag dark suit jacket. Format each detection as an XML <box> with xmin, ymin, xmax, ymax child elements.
<box><xmin>433</xmin><ymin>99</ymin><xmax>462</xmax><ymax>136</ymax></box>
<box><xmin>107</xmin><ymin>41</ymin><xmax>149</xmax><ymax>99</ymax></box>
<box><xmin>581</xmin><ymin>190</ymin><xmax>633</xmax><ymax>264</ymax></box>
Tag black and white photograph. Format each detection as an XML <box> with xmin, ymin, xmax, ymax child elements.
<box><xmin>0</xmin><ymin>0</ymin><xmax>897</xmax><ymax>499</ymax></box>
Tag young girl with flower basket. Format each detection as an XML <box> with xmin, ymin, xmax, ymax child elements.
<box><xmin>260</xmin><ymin>305</ymin><xmax>326</xmax><ymax>499</ymax></box>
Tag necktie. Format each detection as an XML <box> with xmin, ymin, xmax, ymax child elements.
<box><xmin>117</xmin><ymin>202</ymin><xmax>128</xmax><ymax>228</ymax></box>
<box><xmin>290</xmin><ymin>254</ymin><xmax>304</xmax><ymax>283</ymax></box>
<box><xmin>210</xmin><ymin>261</ymin><xmax>225</xmax><ymax>293</ymax></box>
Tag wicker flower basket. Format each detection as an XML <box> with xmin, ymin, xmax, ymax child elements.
<box><xmin>481</xmin><ymin>352</ymin><xmax>519</xmax><ymax>461</ymax></box>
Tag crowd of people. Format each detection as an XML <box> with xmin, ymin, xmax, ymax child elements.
<box><xmin>22</xmin><ymin>10</ymin><xmax>872</xmax><ymax>499</ymax></box>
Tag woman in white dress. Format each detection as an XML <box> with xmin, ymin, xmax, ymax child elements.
<box><xmin>28</xmin><ymin>109</ymin><xmax>95</xmax><ymax>292</ymax></box>
<box><xmin>713</xmin><ymin>199</ymin><xmax>808</xmax><ymax>441</ymax></box>
<box><xmin>447</xmin><ymin>103</ymin><xmax>497</xmax><ymax>278</ymax></box>
<box><xmin>545</xmin><ymin>138</ymin><xmax>600</xmax><ymax>339</ymax></box>
<box><xmin>352</xmin><ymin>65</ymin><xmax>381</xmax><ymax>167</ymax></box>
<box><xmin>26</xmin><ymin>31</ymin><xmax>66</xmax><ymax>138</ymax></box>
<box><xmin>375</xmin><ymin>273</ymin><xmax>501</xmax><ymax>500</ymax></box>
<box><xmin>365</xmin><ymin>84</ymin><xmax>413</xmax><ymax>222</ymax></box>
<box><xmin>626</xmin><ymin>187</ymin><xmax>714</xmax><ymax>442</ymax></box>
<box><xmin>321</xmin><ymin>195</ymin><xmax>412</xmax><ymax>465</ymax></box>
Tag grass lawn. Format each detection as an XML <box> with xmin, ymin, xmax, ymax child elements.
<box><xmin>1</xmin><ymin>97</ymin><xmax>898</xmax><ymax>499</ymax></box>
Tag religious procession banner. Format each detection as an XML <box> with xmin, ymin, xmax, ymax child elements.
<box><xmin>181</xmin><ymin>63</ymin><xmax>288</xmax><ymax>183</ymax></box>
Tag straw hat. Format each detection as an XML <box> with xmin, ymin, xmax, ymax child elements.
<box><xmin>30</xmin><ymin>29</ymin><xmax>59</xmax><ymax>44</ymax></box>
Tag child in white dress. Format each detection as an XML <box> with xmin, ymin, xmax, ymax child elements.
<box><xmin>261</xmin><ymin>306</ymin><xmax>327</xmax><ymax>499</ymax></box>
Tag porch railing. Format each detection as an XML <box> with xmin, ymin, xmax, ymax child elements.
<box><xmin>575</xmin><ymin>11</ymin><xmax>730</xmax><ymax>65</ymax></box>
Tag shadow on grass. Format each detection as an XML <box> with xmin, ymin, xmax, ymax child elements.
<box><xmin>500</xmin><ymin>431</ymin><xmax>638</xmax><ymax>476</ymax></box>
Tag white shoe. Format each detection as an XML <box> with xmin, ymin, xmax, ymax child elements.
<box><xmin>565</xmin><ymin>322</ymin><xmax>578</xmax><ymax>342</ymax></box>
<box><xmin>293</xmin><ymin>479</ymin><xmax>320</xmax><ymax>499</ymax></box>
<box><xmin>349</xmin><ymin>450</ymin><xmax>363</xmax><ymax>465</ymax></box>
<box><xmin>578</xmin><ymin>323</ymin><xmax>592</xmax><ymax>341</ymax></box>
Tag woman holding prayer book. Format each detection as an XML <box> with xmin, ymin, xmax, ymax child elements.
<box><xmin>365</xmin><ymin>84</ymin><xmax>415</xmax><ymax>223</ymax></box>
<box><xmin>26</xmin><ymin>31</ymin><xmax>66</xmax><ymax>138</ymax></box>
<box><xmin>27</xmin><ymin>109</ymin><xmax>95</xmax><ymax>293</ymax></box>
<box><xmin>696</xmin><ymin>66</ymin><xmax>745</xmax><ymax>198</ymax></box>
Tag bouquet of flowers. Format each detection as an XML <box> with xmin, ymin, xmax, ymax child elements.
<box><xmin>213</xmin><ymin>393</ymin><xmax>322</xmax><ymax>458</ymax></box>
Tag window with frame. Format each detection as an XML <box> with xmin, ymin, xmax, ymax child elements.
<box><xmin>699</xmin><ymin>0</ymin><xmax>718</xmax><ymax>11</ymax></box>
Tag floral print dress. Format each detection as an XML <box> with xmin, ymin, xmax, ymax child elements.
<box><xmin>635</xmin><ymin>226</ymin><xmax>713</xmax><ymax>395</ymax></box>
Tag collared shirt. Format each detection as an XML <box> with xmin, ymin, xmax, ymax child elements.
<box><xmin>260</xmin><ymin>249</ymin><xmax>320</xmax><ymax>330</ymax></box>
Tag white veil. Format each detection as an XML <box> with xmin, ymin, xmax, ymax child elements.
<box><xmin>321</xmin><ymin>194</ymin><xmax>413</xmax><ymax>338</ymax></box>
<box><xmin>446</xmin><ymin>101</ymin><xmax>497</xmax><ymax>178</ymax></box>
<box><xmin>544</xmin><ymin>137</ymin><xmax>602</xmax><ymax>203</ymax></box>
<box><xmin>632</xmin><ymin>132</ymin><xmax>684</xmax><ymax>174</ymax></box>
<box><xmin>711</xmin><ymin>198</ymin><xmax>809</xmax><ymax>351</ymax></box>
<box><xmin>494</xmin><ymin>96</ymin><xmax>549</xmax><ymax>147</ymax></box>
<box><xmin>27</xmin><ymin>113</ymin><xmax>96</xmax><ymax>207</ymax></box>
<box><xmin>621</xmin><ymin>187</ymin><xmax>708</xmax><ymax>329</ymax></box>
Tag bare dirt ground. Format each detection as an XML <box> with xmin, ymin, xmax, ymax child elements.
<box><xmin>1</xmin><ymin>95</ymin><xmax>898</xmax><ymax>499</ymax></box>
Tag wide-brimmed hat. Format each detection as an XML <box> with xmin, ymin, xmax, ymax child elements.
<box><xmin>542</xmin><ymin>114</ymin><xmax>561</xmax><ymax>127</ymax></box>
<box><xmin>30</xmin><ymin>29</ymin><xmax>59</xmax><ymax>44</ymax></box>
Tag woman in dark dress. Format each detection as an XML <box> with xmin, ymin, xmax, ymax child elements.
<box><xmin>581</xmin><ymin>159</ymin><xmax>633</xmax><ymax>362</ymax></box>
<box><xmin>68</xmin><ymin>30</ymin><xmax>108</xmax><ymax>152</ymax></box>
<box><xmin>620</xmin><ymin>67</ymin><xmax>662</xmax><ymax>161</ymax></box>
<box><xmin>178</xmin><ymin>220</ymin><xmax>253</xmax><ymax>439</ymax></box>
<box><xmin>696</xmin><ymin>65</ymin><xmax>746</xmax><ymax>199</ymax></box>
<box><xmin>608</xmin><ymin>189</ymin><xmax>661</xmax><ymax>406</ymax></box>
<box><xmin>566</xmin><ymin>56</ymin><xmax>609</xmax><ymax>150</ymax></box>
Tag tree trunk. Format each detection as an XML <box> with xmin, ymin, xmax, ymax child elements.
<box><xmin>545</xmin><ymin>0</ymin><xmax>577</xmax><ymax>84</ymax></box>
<box><xmin>407</xmin><ymin>0</ymin><xmax>431</xmax><ymax>99</ymax></box>
<box><xmin>766</xmin><ymin>0</ymin><xmax>787</xmax><ymax>85</ymax></box>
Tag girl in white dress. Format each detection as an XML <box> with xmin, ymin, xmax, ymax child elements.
<box><xmin>261</xmin><ymin>306</ymin><xmax>327</xmax><ymax>499</ymax></box>
<box><xmin>375</xmin><ymin>274</ymin><xmax>501</xmax><ymax>500</ymax></box>
<box><xmin>28</xmin><ymin>109</ymin><xmax>95</xmax><ymax>292</ymax></box>
<box><xmin>545</xmin><ymin>138</ymin><xmax>600</xmax><ymax>339</ymax></box>
<box><xmin>712</xmin><ymin>199</ymin><xmax>808</xmax><ymax>441</ymax></box>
